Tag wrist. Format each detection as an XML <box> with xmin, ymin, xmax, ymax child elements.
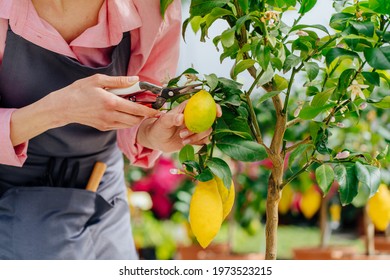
<box><xmin>136</xmin><ymin>117</ymin><xmax>158</xmax><ymax>150</ymax></box>
<box><xmin>44</xmin><ymin>91</ymin><xmax>71</xmax><ymax>128</ymax></box>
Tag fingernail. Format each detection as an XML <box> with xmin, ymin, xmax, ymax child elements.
<box><xmin>182</xmin><ymin>139</ymin><xmax>191</xmax><ymax>145</ymax></box>
<box><xmin>128</xmin><ymin>76</ymin><xmax>139</xmax><ymax>83</ymax></box>
<box><xmin>180</xmin><ymin>130</ymin><xmax>189</xmax><ymax>138</ymax></box>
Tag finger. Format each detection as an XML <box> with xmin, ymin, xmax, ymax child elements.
<box><xmin>181</xmin><ymin>128</ymin><xmax>213</xmax><ymax>145</ymax></box>
<box><xmin>91</xmin><ymin>74</ymin><xmax>139</xmax><ymax>88</ymax></box>
<box><xmin>216</xmin><ymin>104</ymin><xmax>222</xmax><ymax>117</ymax></box>
<box><xmin>109</xmin><ymin>111</ymin><xmax>145</xmax><ymax>127</ymax></box>
<box><xmin>112</xmin><ymin>95</ymin><xmax>159</xmax><ymax>118</ymax></box>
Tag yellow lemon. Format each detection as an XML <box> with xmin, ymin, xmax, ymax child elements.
<box><xmin>189</xmin><ymin>179</ymin><xmax>223</xmax><ymax>248</ymax></box>
<box><xmin>329</xmin><ymin>203</ymin><xmax>341</xmax><ymax>222</ymax></box>
<box><xmin>367</xmin><ymin>184</ymin><xmax>390</xmax><ymax>231</ymax></box>
<box><xmin>214</xmin><ymin>176</ymin><xmax>235</xmax><ymax>220</ymax></box>
<box><xmin>300</xmin><ymin>186</ymin><xmax>321</xmax><ymax>219</ymax></box>
<box><xmin>278</xmin><ymin>184</ymin><xmax>294</xmax><ymax>215</ymax></box>
<box><xmin>184</xmin><ymin>90</ymin><xmax>217</xmax><ymax>133</ymax></box>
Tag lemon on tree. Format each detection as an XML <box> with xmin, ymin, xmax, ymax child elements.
<box><xmin>300</xmin><ymin>186</ymin><xmax>322</xmax><ymax>219</ymax></box>
<box><xmin>184</xmin><ymin>90</ymin><xmax>217</xmax><ymax>133</ymax></box>
<box><xmin>367</xmin><ymin>184</ymin><xmax>390</xmax><ymax>231</ymax></box>
<box><xmin>215</xmin><ymin>176</ymin><xmax>235</xmax><ymax>220</ymax></box>
<box><xmin>189</xmin><ymin>176</ymin><xmax>235</xmax><ymax>248</ymax></box>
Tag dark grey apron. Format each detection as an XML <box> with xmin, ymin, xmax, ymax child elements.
<box><xmin>0</xmin><ymin>26</ymin><xmax>138</xmax><ymax>259</ymax></box>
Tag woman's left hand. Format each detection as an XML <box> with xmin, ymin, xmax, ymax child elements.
<box><xmin>137</xmin><ymin>101</ymin><xmax>222</xmax><ymax>153</ymax></box>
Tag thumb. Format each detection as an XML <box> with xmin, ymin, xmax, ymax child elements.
<box><xmin>93</xmin><ymin>74</ymin><xmax>139</xmax><ymax>88</ymax></box>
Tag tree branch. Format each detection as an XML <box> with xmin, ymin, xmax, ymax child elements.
<box><xmin>286</xmin><ymin>117</ymin><xmax>303</xmax><ymax>128</ymax></box>
<box><xmin>285</xmin><ymin>136</ymin><xmax>312</xmax><ymax>154</ymax></box>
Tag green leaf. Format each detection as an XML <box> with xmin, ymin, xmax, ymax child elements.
<box><xmin>369</xmin><ymin>0</ymin><xmax>390</xmax><ymax>14</ymax></box>
<box><xmin>315</xmin><ymin>164</ymin><xmax>335</xmax><ymax>196</ymax></box>
<box><xmin>190</xmin><ymin>16</ymin><xmax>203</xmax><ymax>34</ymax></box>
<box><xmin>367</xmin><ymin>96</ymin><xmax>390</xmax><ymax>109</ymax></box>
<box><xmin>334</xmin><ymin>164</ymin><xmax>358</xmax><ymax>206</ymax></box>
<box><xmin>299</xmin><ymin>103</ymin><xmax>334</xmax><ymax>120</ymax></box>
<box><xmin>364</xmin><ymin>47</ymin><xmax>390</xmax><ymax>70</ymax></box>
<box><xmin>256</xmin><ymin>91</ymin><xmax>281</xmax><ymax>105</ymax></box>
<box><xmin>326</xmin><ymin>48</ymin><xmax>360</xmax><ymax>67</ymax></box>
<box><xmin>351</xmin><ymin>183</ymin><xmax>371</xmax><ymax>208</ymax></box>
<box><xmin>290</xmin><ymin>24</ymin><xmax>329</xmax><ymax>35</ymax></box>
<box><xmin>205</xmin><ymin>7</ymin><xmax>234</xmax><ymax>27</ymax></box>
<box><xmin>190</xmin><ymin>0</ymin><xmax>230</xmax><ymax>16</ymax></box>
<box><xmin>196</xmin><ymin>168</ymin><xmax>214</xmax><ymax>182</ymax></box>
<box><xmin>362</xmin><ymin>72</ymin><xmax>380</xmax><ymax>86</ymax></box>
<box><xmin>238</xmin><ymin>0</ymin><xmax>249</xmax><ymax>13</ymax></box>
<box><xmin>221</xmin><ymin>28</ymin><xmax>236</xmax><ymax>48</ymax></box>
<box><xmin>256</xmin><ymin>45</ymin><xmax>271</xmax><ymax>70</ymax></box>
<box><xmin>350</xmin><ymin>21</ymin><xmax>375</xmax><ymax>37</ymax></box>
<box><xmin>205</xmin><ymin>74</ymin><xmax>219</xmax><ymax>91</ymax></box>
<box><xmin>274</xmin><ymin>74</ymin><xmax>289</xmax><ymax>91</ymax></box>
<box><xmin>283</xmin><ymin>54</ymin><xmax>301</xmax><ymax>73</ymax></box>
<box><xmin>213</xmin><ymin>129</ymin><xmax>252</xmax><ymax>140</ymax></box>
<box><xmin>160</xmin><ymin>0</ymin><xmax>174</xmax><ymax>17</ymax></box>
<box><xmin>179</xmin><ymin>145</ymin><xmax>195</xmax><ymax>164</ymax></box>
<box><xmin>355</xmin><ymin>162</ymin><xmax>381</xmax><ymax>197</ymax></box>
<box><xmin>168</xmin><ymin>68</ymin><xmax>199</xmax><ymax>87</ymax></box>
<box><xmin>233</xmin><ymin>59</ymin><xmax>256</xmax><ymax>77</ymax></box>
<box><xmin>288</xmin><ymin>144</ymin><xmax>313</xmax><ymax>167</ymax></box>
<box><xmin>299</xmin><ymin>0</ymin><xmax>317</xmax><ymax>14</ymax></box>
<box><xmin>216</xmin><ymin>136</ymin><xmax>268</xmax><ymax>162</ymax></box>
<box><xmin>206</xmin><ymin>158</ymin><xmax>232</xmax><ymax>190</ymax></box>
<box><xmin>182</xmin><ymin>160</ymin><xmax>201</xmax><ymax>174</ymax></box>
<box><xmin>330</xmin><ymin>13</ymin><xmax>354</xmax><ymax>31</ymax></box>
<box><xmin>304</xmin><ymin>62</ymin><xmax>320</xmax><ymax>81</ymax></box>
<box><xmin>311</xmin><ymin>88</ymin><xmax>333</xmax><ymax>108</ymax></box>
<box><xmin>338</xmin><ymin>69</ymin><xmax>356</xmax><ymax>93</ymax></box>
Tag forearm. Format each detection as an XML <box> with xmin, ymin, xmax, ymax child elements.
<box><xmin>10</xmin><ymin>93</ymin><xmax>64</xmax><ymax>146</ymax></box>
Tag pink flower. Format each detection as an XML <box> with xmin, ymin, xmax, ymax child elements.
<box><xmin>131</xmin><ymin>156</ymin><xmax>185</xmax><ymax>219</ymax></box>
<box><xmin>151</xmin><ymin>194</ymin><xmax>173</xmax><ymax>219</ymax></box>
<box><xmin>335</xmin><ymin>150</ymin><xmax>350</xmax><ymax>159</ymax></box>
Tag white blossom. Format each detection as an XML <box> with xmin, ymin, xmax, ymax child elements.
<box><xmin>347</xmin><ymin>80</ymin><xmax>368</xmax><ymax>101</ymax></box>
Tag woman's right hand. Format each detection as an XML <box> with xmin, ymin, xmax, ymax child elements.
<box><xmin>10</xmin><ymin>74</ymin><xmax>159</xmax><ymax>146</ymax></box>
<box><xmin>52</xmin><ymin>74</ymin><xmax>159</xmax><ymax>130</ymax></box>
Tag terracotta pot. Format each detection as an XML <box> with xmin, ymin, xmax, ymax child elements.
<box><xmin>176</xmin><ymin>243</ymin><xmax>264</xmax><ymax>260</ymax></box>
<box><xmin>293</xmin><ymin>246</ymin><xmax>357</xmax><ymax>260</ymax></box>
<box><xmin>374</xmin><ymin>236</ymin><xmax>390</xmax><ymax>253</ymax></box>
<box><xmin>341</xmin><ymin>253</ymin><xmax>390</xmax><ymax>260</ymax></box>
<box><xmin>175</xmin><ymin>243</ymin><xmax>229</xmax><ymax>260</ymax></box>
<box><xmin>199</xmin><ymin>251</ymin><xmax>264</xmax><ymax>260</ymax></box>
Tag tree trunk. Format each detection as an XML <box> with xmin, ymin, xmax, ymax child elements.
<box><xmin>265</xmin><ymin>162</ymin><xmax>283</xmax><ymax>260</ymax></box>
<box><xmin>319</xmin><ymin>197</ymin><xmax>330</xmax><ymax>248</ymax></box>
<box><xmin>364</xmin><ymin>205</ymin><xmax>375</xmax><ymax>256</ymax></box>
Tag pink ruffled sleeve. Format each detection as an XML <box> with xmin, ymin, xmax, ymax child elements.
<box><xmin>117</xmin><ymin>0</ymin><xmax>182</xmax><ymax>168</ymax></box>
<box><xmin>0</xmin><ymin>16</ymin><xmax>29</xmax><ymax>167</ymax></box>
<box><xmin>0</xmin><ymin>109</ymin><xmax>28</xmax><ymax>166</ymax></box>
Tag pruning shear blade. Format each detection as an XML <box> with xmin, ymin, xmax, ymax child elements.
<box><xmin>107</xmin><ymin>81</ymin><xmax>202</xmax><ymax>109</ymax></box>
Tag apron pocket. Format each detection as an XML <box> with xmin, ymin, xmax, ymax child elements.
<box><xmin>0</xmin><ymin>186</ymin><xmax>113</xmax><ymax>259</ymax></box>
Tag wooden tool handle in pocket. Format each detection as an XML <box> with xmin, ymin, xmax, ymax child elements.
<box><xmin>85</xmin><ymin>162</ymin><xmax>107</xmax><ymax>192</ymax></box>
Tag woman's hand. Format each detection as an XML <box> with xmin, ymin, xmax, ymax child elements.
<box><xmin>10</xmin><ymin>74</ymin><xmax>158</xmax><ymax>146</ymax></box>
<box><xmin>52</xmin><ymin>74</ymin><xmax>159</xmax><ymax>130</ymax></box>
<box><xmin>137</xmin><ymin>101</ymin><xmax>222</xmax><ymax>153</ymax></box>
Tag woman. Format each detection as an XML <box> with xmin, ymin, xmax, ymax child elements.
<box><xmin>0</xmin><ymin>0</ymin><xmax>214</xmax><ymax>259</ymax></box>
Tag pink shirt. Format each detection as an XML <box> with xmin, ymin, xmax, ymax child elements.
<box><xmin>0</xmin><ymin>0</ymin><xmax>182</xmax><ymax>168</ymax></box>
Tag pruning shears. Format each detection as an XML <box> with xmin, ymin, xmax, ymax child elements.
<box><xmin>108</xmin><ymin>81</ymin><xmax>203</xmax><ymax>109</ymax></box>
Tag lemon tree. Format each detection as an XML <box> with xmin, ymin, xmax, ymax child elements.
<box><xmin>162</xmin><ymin>0</ymin><xmax>390</xmax><ymax>259</ymax></box>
